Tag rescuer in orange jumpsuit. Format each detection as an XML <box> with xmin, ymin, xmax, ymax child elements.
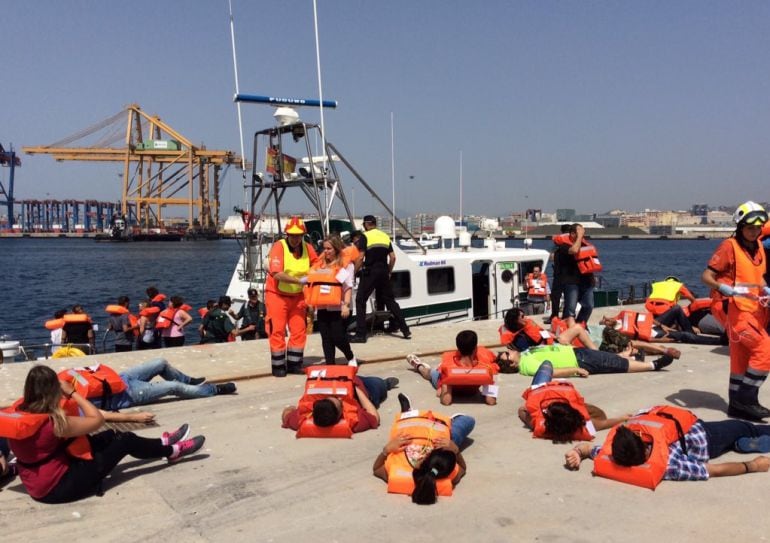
<box><xmin>265</xmin><ymin>217</ymin><xmax>318</xmax><ymax>377</ymax></box>
<box><xmin>703</xmin><ymin>201</ymin><xmax>770</xmax><ymax>422</ymax></box>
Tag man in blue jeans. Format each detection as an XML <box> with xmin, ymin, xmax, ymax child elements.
<box><xmin>556</xmin><ymin>223</ymin><xmax>595</xmax><ymax>327</ymax></box>
<box><xmin>84</xmin><ymin>358</ymin><xmax>237</xmax><ymax>411</ymax></box>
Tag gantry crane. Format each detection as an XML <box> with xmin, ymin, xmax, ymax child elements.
<box><xmin>23</xmin><ymin>104</ymin><xmax>240</xmax><ymax>233</ymax></box>
<box><xmin>0</xmin><ymin>142</ymin><xmax>21</xmax><ymax>227</ymax></box>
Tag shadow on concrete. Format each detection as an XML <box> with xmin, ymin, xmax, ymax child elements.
<box><xmin>665</xmin><ymin>388</ymin><xmax>728</xmax><ymax>412</ymax></box>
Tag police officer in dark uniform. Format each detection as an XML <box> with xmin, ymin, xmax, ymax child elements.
<box><xmin>351</xmin><ymin>215</ymin><xmax>411</xmax><ymax>343</ymax></box>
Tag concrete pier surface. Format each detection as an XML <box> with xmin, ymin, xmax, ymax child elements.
<box><xmin>1</xmin><ymin>304</ymin><xmax>769</xmax><ymax>542</ymax></box>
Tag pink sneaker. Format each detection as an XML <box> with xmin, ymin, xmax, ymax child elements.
<box><xmin>168</xmin><ymin>435</ymin><xmax>206</xmax><ymax>463</ymax></box>
<box><xmin>161</xmin><ymin>423</ymin><xmax>190</xmax><ymax>446</ymax></box>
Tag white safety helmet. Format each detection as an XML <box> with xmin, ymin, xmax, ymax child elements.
<box><xmin>733</xmin><ymin>201</ymin><xmax>768</xmax><ymax>226</ymax></box>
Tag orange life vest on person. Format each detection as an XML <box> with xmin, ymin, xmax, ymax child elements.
<box><xmin>724</xmin><ymin>237</ymin><xmax>766</xmax><ymax>313</ymax></box>
<box><xmin>438</xmin><ymin>347</ymin><xmax>498</xmax><ymax>387</ymax></box>
<box><xmin>303</xmin><ymin>263</ymin><xmax>343</xmax><ymax>307</ymax></box>
<box><xmin>384</xmin><ymin>411</ymin><xmax>459</xmax><ymax>496</ymax></box>
<box><xmin>553</xmin><ymin>235</ymin><xmax>602</xmax><ymax>274</ymax></box>
<box><xmin>341</xmin><ymin>245</ymin><xmax>360</xmax><ymax>267</ymax></box>
<box><xmin>139</xmin><ymin>306</ymin><xmax>161</xmax><ymax>317</ymax></box>
<box><xmin>57</xmin><ymin>364</ymin><xmax>128</xmax><ymax>404</ymax></box>
<box><xmin>593</xmin><ymin>405</ymin><xmax>698</xmax><ymax>490</ymax></box>
<box><xmin>615</xmin><ymin>310</ymin><xmax>655</xmax><ymax>342</ymax></box>
<box><xmin>499</xmin><ymin>320</ymin><xmax>554</xmax><ymax>349</ymax></box>
<box><xmin>105</xmin><ymin>305</ymin><xmax>129</xmax><ymax>315</ymax></box>
<box><xmin>526</xmin><ymin>273</ymin><xmax>548</xmax><ymax>297</ymax></box>
<box><xmin>44</xmin><ymin>318</ymin><xmax>65</xmax><ymax>330</ymax></box>
<box><xmin>683</xmin><ymin>298</ymin><xmax>712</xmax><ymax>318</ymax></box>
<box><xmin>62</xmin><ymin>313</ymin><xmax>91</xmax><ymax>324</ymax></box>
<box><xmin>197</xmin><ymin>307</ymin><xmax>209</xmax><ymax>318</ymax></box>
<box><xmin>155</xmin><ymin>307</ymin><xmax>178</xmax><ymax>329</ymax></box>
<box><xmin>0</xmin><ymin>399</ymin><xmax>92</xmax><ymax>461</ymax></box>
<box><xmin>151</xmin><ymin>294</ymin><xmax>167</xmax><ymax>303</ymax></box>
<box><xmin>549</xmin><ymin>317</ymin><xmax>584</xmax><ymax>347</ymax></box>
<box><xmin>522</xmin><ymin>381</ymin><xmax>594</xmax><ymax>441</ymax></box>
<box><xmin>295</xmin><ymin>366</ymin><xmax>361</xmax><ymax>438</ymax></box>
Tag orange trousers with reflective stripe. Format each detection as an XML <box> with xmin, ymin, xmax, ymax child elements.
<box><xmin>265</xmin><ymin>291</ymin><xmax>308</xmax><ymax>354</ymax></box>
<box><xmin>727</xmin><ymin>305</ymin><xmax>770</xmax><ymax>375</ymax></box>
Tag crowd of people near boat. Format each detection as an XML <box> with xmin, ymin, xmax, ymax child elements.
<box><xmin>3</xmin><ymin>201</ymin><xmax>770</xmax><ymax>505</ymax></box>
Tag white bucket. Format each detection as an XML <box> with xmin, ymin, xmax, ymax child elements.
<box><xmin>0</xmin><ymin>340</ymin><xmax>20</xmax><ymax>359</ymax></box>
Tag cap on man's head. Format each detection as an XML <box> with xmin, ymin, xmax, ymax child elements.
<box><xmin>363</xmin><ymin>215</ymin><xmax>376</xmax><ymax>225</ymax></box>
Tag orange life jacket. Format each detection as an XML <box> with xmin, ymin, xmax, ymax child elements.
<box><xmin>197</xmin><ymin>307</ymin><xmax>209</xmax><ymax>318</ymax></box>
<box><xmin>522</xmin><ymin>381</ymin><xmax>594</xmax><ymax>441</ymax></box>
<box><xmin>62</xmin><ymin>313</ymin><xmax>91</xmax><ymax>324</ymax></box>
<box><xmin>341</xmin><ymin>245</ymin><xmax>360</xmax><ymax>267</ymax></box>
<box><xmin>549</xmin><ymin>317</ymin><xmax>584</xmax><ymax>347</ymax></box>
<box><xmin>57</xmin><ymin>364</ymin><xmax>127</xmax><ymax>407</ymax></box>
<box><xmin>384</xmin><ymin>410</ymin><xmax>459</xmax><ymax>496</ymax></box>
<box><xmin>725</xmin><ymin>237</ymin><xmax>766</xmax><ymax>313</ymax></box>
<box><xmin>105</xmin><ymin>305</ymin><xmax>129</xmax><ymax>315</ymax></box>
<box><xmin>683</xmin><ymin>298</ymin><xmax>712</xmax><ymax>318</ymax></box>
<box><xmin>295</xmin><ymin>365</ymin><xmax>361</xmax><ymax>438</ymax></box>
<box><xmin>526</xmin><ymin>273</ymin><xmax>548</xmax><ymax>297</ymax></box>
<box><xmin>615</xmin><ymin>310</ymin><xmax>655</xmax><ymax>342</ymax></box>
<box><xmin>44</xmin><ymin>318</ymin><xmax>65</xmax><ymax>331</ymax></box>
<box><xmin>151</xmin><ymin>294</ymin><xmax>167</xmax><ymax>303</ymax></box>
<box><xmin>155</xmin><ymin>307</ymin><xmax>178</xmax><ymax>329</ymax></box>
<box><xmin>553</xmin><ymin>235</ymin><xmax>602</xmax><ymax>274</ymax></box>
<box><xmin>0</xmin><ymin>399</ymin><xmax>92</xmax><ymax>461</ymax></box>
<box><xmin>593</xmin><ymin>405</ymin><xmax>698</xmax><ymax>490</ymax></box>
<box><xmin>438</xmin><ymin>347</ymin><xmax>498</xmax><ymax>387</ymax></box>
<box><xmin>139</xmin><ymin>306</ymin><xmax>161</xmax><ymax>317</ymax></box>
<box><xmin>303</xmin><ymin>263</ymin><xmax>343</xmax><ymax>307</ymax></box>
<box><xmin>499</xmin><ymin>320</ymin><xmax>553</xmax><ymax>349</ymax></box>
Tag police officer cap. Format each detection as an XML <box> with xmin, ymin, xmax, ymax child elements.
<box><xmin>363</xmin><ymin>215</ymin><xmax>376</xmax><ymax>224</ymax></box>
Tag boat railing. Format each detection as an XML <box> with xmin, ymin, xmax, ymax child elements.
<box><xmin>11</xmin><ymin>342</ymin><xmax>95</xmax><ymax>362</ymax></box>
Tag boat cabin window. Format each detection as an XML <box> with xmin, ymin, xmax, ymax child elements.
<box><xmin>520</xmin><ymin>261</ymin><xmax>545</xmax><ymax>282</ymax></box>
<box><xmin>390</xmin><ymin>271</ymin><xmax>411</xmax><ymax>299</ymax></box>
<box><xmin>427</xmin><ymin>267</ymin><xmax>455</xmax><ymax>295</ymax></box>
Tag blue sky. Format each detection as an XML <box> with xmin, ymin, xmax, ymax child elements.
<box><xmin>3</xmin><ymin>1</ymin><xmax>770</xmax><ymax>217</ymax></box>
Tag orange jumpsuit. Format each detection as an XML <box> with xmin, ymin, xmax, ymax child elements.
<box><xmin>265</xmin><ymin>239</ymin><xmax>318</xmax><ymax>372</ymax></box>
<box><xmin>707</xmin><ymin>238</ymin><xmax>770</xmax><ymax>402</ymax></box>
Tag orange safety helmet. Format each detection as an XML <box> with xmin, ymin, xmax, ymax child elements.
<box><xmin>284</xmin><ymin>216</ymin><xmax>307</xmax><ymax>235</ymax></box>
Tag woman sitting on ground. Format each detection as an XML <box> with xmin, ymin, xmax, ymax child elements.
<box><xmin>4</xmin><ymin>366</ymin><xmax>205</xmax><ymax>503</ymax></box>
<box><xmin>373</xmin><ymin>393</ymin><xmax>473</xmax><ymax>505</ymax></box>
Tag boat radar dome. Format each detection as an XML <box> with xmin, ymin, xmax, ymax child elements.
<box><xmin>434</xmin><ymin>216</ymin><xmax>457</xmax><ymax>239</ymax></box>
<box><xmin>274</xmin><ymin>107</ymin><xmax>300</xmax><ymax>127</ymax></box>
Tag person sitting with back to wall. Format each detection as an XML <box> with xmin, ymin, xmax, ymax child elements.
<box><xmin>407</xmin><ymin>330</ymin><xmax>499</xmax><ymax>406</ymax></box>
<box><xmin>518</xmin><ymin>361</ymin><xmax>630</xmax><ymax>442</ymax></box>
<box><xmin>502</xmin><ymin>341</ymin><xmax>674</xmax><ymax>378</ymax></box>
<box><xmin>281</xmin><ymin>365</ymin><xmax>399</xmax><ymax>437</ymax></box>
<box><xmin>58</xmin><ymin>358</ymin><xmax>237</xmax><ymax>411</ymax></box>
<box><xmin>644</xmin><ymin>276</ymin><xmax>697</xmax><ymax>333</ymax></box>
<box><xmin>61</xmin><ymin>304</ymin><xmax>96</xmax><ymax>354</ymax></box>
<box><xmin>565</xmin><ymin>404</ymin><xmax>770</xmax><ymax>489</ymax></box>
<box><xmin>199</xmin><ymin>296</ymin><xmax>235</xmax><ymax>344</ymax></box>
<box><xmin>228</xmin><ymin>288</ymin><xmax>267</xmax><ymax>341</ymax></box>
<box><xmin>373</xmin><ymin>392</ymin><xmax>473</xmax><ymax>505</ymax></box>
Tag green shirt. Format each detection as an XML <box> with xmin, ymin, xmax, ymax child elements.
<box><xmin>518</xmin><ymin>345</ymin><xmax>578</xmax><ymax>376</ymax></box>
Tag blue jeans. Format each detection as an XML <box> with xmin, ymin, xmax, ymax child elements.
<box><xmin>531</xmin><ymin>361</ymin><xmax>554</xmax><ymax>386</ymax></box>
<box><xmin>562</xmin><ymin>283</ymin><xmax>594</xmax><ymax>323</ymax></box>
<box><xmin>429</xmin><ymin>369</ymin><xmax>441</xmax><ymax>389</ymax></box>
<box><xmin>359</xmin><ymin>376</ymin><xmax>388</xmax><ymax>408</ymax></box>
<box><xmin>118</xmin><ymin>358</ymin><xmax>216</xmax><ymax>408</ymax></box>
<box><xmin>703</xmin><ymin>420</ymin><xmax>770</xmax><ymax>459</ymax></box>
<box><xmin>450</xmin><ymin>415</ymin><xmax>475</xmax><ymax>446</ymax></box>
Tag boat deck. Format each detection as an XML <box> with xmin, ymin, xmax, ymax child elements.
<box><xmin>1</xmin><ymin>304</ymin><xmax>766</xmax><ymax>542</ymax></box>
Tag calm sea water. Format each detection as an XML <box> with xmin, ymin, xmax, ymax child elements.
<box><xmin>0</xmin><ymin>237</ymin><xmax>721</xmax><ymax>352</ymax></box>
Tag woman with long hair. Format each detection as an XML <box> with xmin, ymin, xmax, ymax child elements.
<box><xmin>306</xmin><ymin>234</ymin><xmax>358</xmax><ymax>366</ymax></box>
<box><xmin>160</xmin><ymin>295</ymin><xmax>193</xmax><ymax>348</ymax></box>
<box><xmin>702</xmin><ymin>200</ymin><xmax>770</xmax><ymax>421</ymax></box>
<box><xmin>373</xmin><ymin>394</ymin><xmax>472</xmax><ymax>504</ymax></box>
<box><xmin>4</xmin><ymin>366</ymin><xmax>204</xmax><ymax>503</ymax></box>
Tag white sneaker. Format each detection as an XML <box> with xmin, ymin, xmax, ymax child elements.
<box><xmin>406</xmin><ymin>353</ymin><xmax>429</xmax><ymax>371</ymax></box>
<box><xmin>347</xmin><ymin>358</ymin><xmax>358</xmax><ymax>367</ymax></box>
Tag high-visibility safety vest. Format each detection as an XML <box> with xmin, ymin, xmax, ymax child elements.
<box><xmin>615</xmin><ymin>310</ymin><xmax>654</xmax><ymax>342</ymax></box>
<box><xmin>0</xmin><ymin>398</ymin><xmax>93</xmax><ymax>461</ymax></box>
<box><xmin>384</xmin><ymin>410</ymin><xmax>459</xmax><ymax>496</ymax></box>
<box><xmin>645</xmin><ymin>279</ymin><xmax>684</xmax><ymax>315</ymax></box>
<box><xmin>57</xmin><ymin>364</ymin><xmax>127</xmax><ymax>406</ymax></box>
<box><xmin>155</xmin><ymin>307</ymin><xmax>179</xmax><ymax>329</ymax></box>
<box><xmin>278</xmin><ymin>239</ymin><xmax>311</xmax><ymax>295</ymax></box>
<box><xmin>549</xmin><ymin>317</ymin><xmax>584</xmax><ymax>347</ymax></box>
<box><xmin>438</xmin><ymin>347</ymin><xmax>498</xmax><ymax>387</ymax></box>
<box><xmin>363</xmin><ymin>228</ymin><xmax>392</xmax><ymax>250</ymax></box>
<box><xmin>725</xmin><ymin>238</ymin><xmax>766</xmax><ymax>313</ymax></box>
<box><xmin>295</xmin><ymin>365</ymin><xmax>360</xmax><ymax>438</ymax></box>
<box><xmin>498</xmin><ymin>320</ymin><xmax>553</xmax><ymax>348</ymax></box>
<box><xmin>526</xmin><ymin>273</ymin><xmax>547</xmax><ymax>297</ymax></box>
<box><xmin>519</xmin><ymin>344</ymin><xmax>578</xmax><ymax>367</ymax></box>
<box><xmin>552</xmin><ymin>235</ymin><xmax>602</xmax><ymax>274</ymax></box>
<box><xmin>593</xmin><ymin>405</ymin><xmax>698</xmax><ymax>490</ymax></box>
<box><xmin>522</xmin><ymin>381</ymin><xmax>594</xmax><ymax>441</ymax></box>
<box><xmin>303</xmin><ymin>263</ymin><xmax>343</xmax><ymax>307</ymax></box>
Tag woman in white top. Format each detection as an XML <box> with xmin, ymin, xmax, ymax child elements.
<box><xmin>309</xmin><ymin>235</ymin><xmax>357</xmax><ymax>366</ymax></box>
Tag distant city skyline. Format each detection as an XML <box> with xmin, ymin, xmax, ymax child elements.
<box><xmin>3</xmin><ymin>1</ymin><xmax>770</xmax><ymax>216</ymax></box>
